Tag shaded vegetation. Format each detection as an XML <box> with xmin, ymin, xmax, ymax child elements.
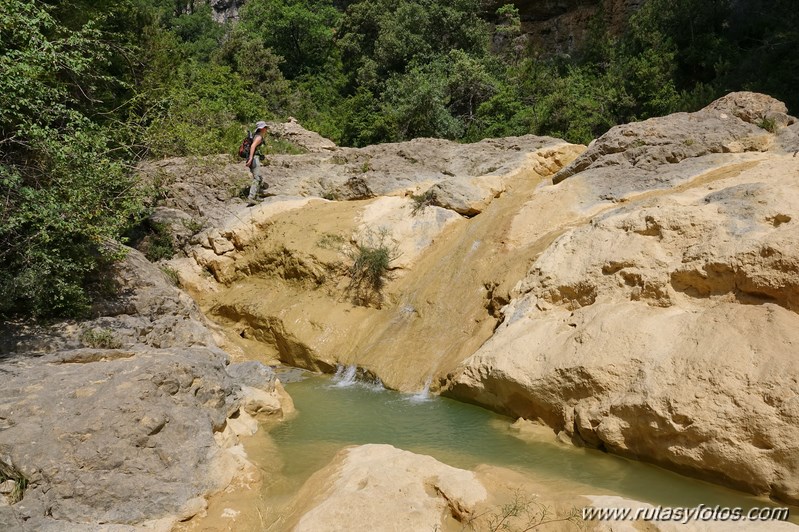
<box><xmin>1</xmin><ymin>0</ymin><xmax>797</xmax><ymax>318</ymax></box>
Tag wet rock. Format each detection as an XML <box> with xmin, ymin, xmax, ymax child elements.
<box><xmin>355</xmin><ymin>196</ymin><xmax>462</xmax><ymax>269</ymax></box>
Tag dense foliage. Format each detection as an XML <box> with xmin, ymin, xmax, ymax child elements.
<box><xmin>1</xmin><ymin>0</ymin><xmax>797</xmax><ymax>318</ymax></box>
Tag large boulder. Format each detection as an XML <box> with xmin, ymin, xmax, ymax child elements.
<box><xmin>552</xmin><ymin>92</ymin><xmax>792</xmax><ymax>197</ymax></box>
<box><xmin>273</xmin><ymin>444</ymin><xmax>488</xmax><ymax>531</ymax></box>
<box><xmin>444</xmin><ymin>93</ymin><xmax>799</xmax><ymax>504</ymax></box>
<box><xmin>0</xmin><ymin>346</ymin><xmax>235</xmax><ymax>528</ymax></box>
<box><xmin>265</xmin><ymin>117</ymin><xmax>337</xmax><ymax>153</ymax></box>
<box><xmin>0</xmin><ymin>247</ymin><xmax>288</xmax><ymax>529</ymax></box>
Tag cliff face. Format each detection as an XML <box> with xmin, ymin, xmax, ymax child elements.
<box><xmin>503</xmin><ymin>0</ymin><xmax>646</xmax><ymax>54</ymax></box>
<box><xmin>208</xmin><ymin>0</ymin><xmax>246</xmax><ymax>23</ymax></box>
<box><xmin>444</xmin><ymin>92</ymin><xmax>799</xmax><ymax>505</ymax></box>
<box><xmin>180</xmin><ymin>0</ymin><xmax>246</xmax><ymax>23</ymax></box>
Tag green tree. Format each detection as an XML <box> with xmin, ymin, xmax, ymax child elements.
<box><xmin>381</xmin><ymin>60</ymin><xmax>461</xmax><ymax>140</ymax></box>
<box><xmin>238</xmin><ymin>0</ymin><xmax>341</xmax><ymax>79</ymax></box>
<box><xmin>142</xmin><ymin>60</ymin><xmax>263</xmax><ymax>157</ymax></box>
<box><xmin>0</xmin><ymin>0</ymin><xmax>146</xmax><ymax>318</ymax></box>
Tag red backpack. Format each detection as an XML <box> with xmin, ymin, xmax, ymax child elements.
<box><xmin>238</xmin><ymin>130</ymin><xmax>253</xmax><ymax>159</ymax></box>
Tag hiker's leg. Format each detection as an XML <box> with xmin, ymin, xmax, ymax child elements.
<box><xmin>247</xmin><ymin>157</ymin><xmax>261</xmax><ymax>202</ymax></box>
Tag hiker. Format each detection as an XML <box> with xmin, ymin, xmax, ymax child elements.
<box><xmin>245</xmin><ymin>121</ymin><xmax>268</xmax><ymax>206</ymax></box>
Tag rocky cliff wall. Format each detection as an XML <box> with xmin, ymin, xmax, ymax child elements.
<box><xmin>495</xmin><ymin>0</ymin><xmax>647</xmax><ymax>53</ymax></box>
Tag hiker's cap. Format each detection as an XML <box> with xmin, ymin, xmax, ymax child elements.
<box><xmin>255</xmin><ymin>121</ymin><xmax>268</xmax><ymax>131</ymax></box>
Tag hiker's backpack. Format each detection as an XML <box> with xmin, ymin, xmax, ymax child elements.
<box><xmin>238</xmin><ymin>130</ymin><xmax>253</xmax><ymax>159</ymax></box>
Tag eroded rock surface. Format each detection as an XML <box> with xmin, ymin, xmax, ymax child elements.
<box><xmin>444</xmin><ymin>93</ymin><xmax>799</xmax><ymax>504</ymax></box>
<box><xmin>169</xmin><ymin>139</ymin><xmax>584</xmax><ymax>389</ymax></box>
<box><xmin>273</xmin><ymin>444</ymin><xmax>488</xmax><ymax>531</ymax></box>
<box><xmin>135</xmin><ymin>92</ymin><xmax>799</xmax><ymax>506</ymax></box>
<box><xmin>552</xmin><ymin>92</ymin><xmax>791</xmax><ymax>192</ymax></box>
<box><xmin>0</xmin><ymin>248</ymin><xmax>288</xmax><ymax>530</ymax></box>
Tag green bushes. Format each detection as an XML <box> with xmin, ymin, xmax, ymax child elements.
<box><xmin>0</xmin><ymin>0</ymin><xmax>152</xmax><ymax>319</ymax></box>
<box><xmin>80</xmin><ymin>328</ymin><xmax>123</xmax><ymax>349</ymax></box>
<box><xmin>346</xmin><ymin>230</ymin><xmax>400</xmax><ymax>308</ymax></box>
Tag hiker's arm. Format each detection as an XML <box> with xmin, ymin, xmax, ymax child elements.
<box><xmin>244</xmin><ymin>135</ymin><xmax>264</xmax><ymax>168</ymax></box>
<box><xmin>247</xmin><ymin>135</ymin><xmax>263</xmax><ymax>165</ymax></box>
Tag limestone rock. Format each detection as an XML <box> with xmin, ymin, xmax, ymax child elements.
<box><xmin>184</xmin><ymin>141</ymin><xmax>583</xmax><ymax>390</ymax></box>
<box><xmin>0</xmin><ymin>481</ymin><xmax>15</xmax><ymax>495</ymax></box>
<box><xmin>139</xmin><ymin>134</ymin><xmax>565</xmax><ymax>225</ymax></box>
<box><xmin>704</xmin><ymin>91</ymin><xmax>790</xmax><ymax>125</ymax></box>
<box><xmin>209</xmin><ymin>0</ymin><xmax>245</xmax><ymax>23</ymax></box>
<box><xmin>207</xmin><ymin>230</ymin><xmax>235</xmax><ymax>255</ymax></box>
<box><xmin>266</xmin><ymin>117</ymin><xmax>337</xmax><ymax>153</ymax></box>
<box><xmin>150</xmin><ymin>206</ymin><xmax>195</xmax><ymax>249</ymax></box>
<box><xmin>0</xmin><ymin>246</ymin><xmax>282</xmax><ymax>529</ymax></box>
<box><xmin>238</xmin><ymin>385</ymin><xmax>283</xmax><ymax>420</ymax></box>
<box><xmin>277</xmin><ymin>445</ymin><xmax>487</xmax><ymax>531</ymax></box>
<box><xmin>430</xmin><ymin>174</ymin><xmax>505</xmax><ymax>216</ymax></box>
<box><xmin>445</xmin><ymin>94</ymin><xmax>799</xmax><ymax>505</ymax></box>
<box><xmin>552</xmin><ymin>93</ymin><xmax>779</xmax><ymax>196</ymax></box>
<box><xmin>502</xmin><ymin>0</ymin><xmax>646</xmax><ymax>55</ymax></box>
<box><xmin>137</xmin><ymin>154</ymin><xmax>251</xmax><ymax>230</ymax></box>
<box><xmin>259</xmin><ymin>135</ymin><xmax>563</xmax><ymax>208</ymax></box>
<box><xmin>0</xmin><ymin>346</ymin><xmax>236</xmax><ymax>526</ymax></box>
<box><xmin>226</xmin><ymin>360</ymin><xmax>277</xmax><ymax>392</ymax></box>
<box><xmin>355</xmin><ymin>196</ymin><xmax>462</xmax><ymax>269</ymax></box>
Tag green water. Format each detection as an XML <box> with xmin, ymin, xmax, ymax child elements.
<box><xmin>267</xmin><ymin>372</ymin><xmax>795</xmax><ymax>517</ymax></box>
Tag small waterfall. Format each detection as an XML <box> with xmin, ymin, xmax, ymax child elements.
<box><xmin>330</xmin><ymin>364</ymin><xmax>385</xmax><ymax>391</ymax></box>
<box><xmin>408</xmin><ymin>376</ymin><xmax>433</xmax><ymax>403</ymax></box>
<box><xmin>332</xmin><ymin>364</ymin><xmax>358</xmax><ymax>387</ymax></box>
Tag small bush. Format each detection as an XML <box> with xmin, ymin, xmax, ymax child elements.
<box><xmin>466</xmin><ymin>489</ymin><xmax>581</xmax><ymax>531</ymax></box>
<box><xmin>321</xmin><ymin>189</ymin><xmax>340</xmax><ymax>200</ymax></box>
<box><xmin>81</xmin><ymin>328</ymin><xmax>122</xmax><ymax>349</ymax></box>
<box><xmin>758</xmin><ymin>117</ymin><xmax>778</xmax><ymax>133</ymax></box>
<box><xmin>0</xmin><ymin>462</ymin><xmax>27</xmax><ymax>504</ymax></box>
<box><xmin>182</xmin><ymin>218</ymin><xmax>205</xmax><ymax>235</ymax></box>
<box><xmin>317</xmin><ymin>233</ymin><xmax>346</xmax><ymax>250</ymax></box>
<box><xmin>126</xmin><ymin>220</ymin><xmax>175</xmax><ymax>262</ymax></box>
<box><xmin>160</xmin><ymin>265</ymin><xmax>181</xmax><ymax>286</ymax></box>
<box><xmin>410</xmin><ymin>189</ymin><xmax>437</xmax><ymax>215</ymax></box>
<box><xmin>265</xmin><ymin>136</ymin><xmax>308</xmax><ymax>155</ymax></box>
<box><xmin>346</xmin><ymin>229</ymin><xmax>401</xmax><ymax>308</ymax></box>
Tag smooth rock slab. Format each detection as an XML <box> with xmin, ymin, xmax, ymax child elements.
<box><xmin>279</xmin><ymin>444</ymin><xmax>487</xmax><ymax>532</ymax></box>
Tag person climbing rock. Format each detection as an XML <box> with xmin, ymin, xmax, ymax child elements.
<box><xmin>245</xmin><ymin>121</ymin><xmax>268</xmax><ymax>206</ymax></box>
